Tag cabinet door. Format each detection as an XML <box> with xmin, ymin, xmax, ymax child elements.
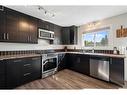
<box><xmin>19</xmin><ymin>14</ymin><xmax>29</xmax><ymax>43</ymax></box>
<box><xmin>66</xmin><ymin>54</ymin><xmax>76</xmax><ymax>70</ymax></box>
<box><xmin>29</xmin><ymin>16</ymin><xmax>38</xmax><ymax>43</ymax></box>
<box><xmin>38</xmin><ymin>19</ymin><xmax>45</xmax><ymax>29</ymax></box>
<box><xmin>6</xmin><ymin>8</ymin><xmax>19</xmax><ymax>42</ymax></box>
<box><xmin>0</xmin><ymin>6</ymin><xmax>6</xmax><ymax>41</ymax></box>
<box><xmin>67</xmin><ymin>54</ymin><xmax>90</xmax><ymax>75</ymax></box>
<box><xmin>110</xmin><ymin>58</ymin><xmax>124</xmax><ymax>86</ymax></box>
<box><xmin>79</xmin><ymin>55</ymin><xmax>90</xmax><ymax>75</ymax></box>
<box><xmin>61</xmin><ymin>27</ymin><xmax>70</xmax><ymax>44</ymax></box>
<box><xmin>70</xmin><ymin>26</ymin><xmax>78</xmax><ymax>44</ymax></box>
<box><xmin>29</xmin><ymin>56</ymin><xmax>41</xmax><ymax>73</ymax></box>
<box><xmin>53</xmin><ymin>25</ymin><xmax>62</xmax><ymax>45</ymax></box>
<box><xmin>0</xmin><ymin>60</ymin><xmax>5</xmax><ymax>89</ymax></box>
<box><xmin>6</xmin><ymin>59</ymin><xmax>23</xmax><ymax>88</ymax></box>
<box><xmin>58</xmin><ymin>54</ymin><xmax>66</xmax><ymax>71</ymax></box>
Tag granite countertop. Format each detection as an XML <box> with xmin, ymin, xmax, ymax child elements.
<box><xmin>56</xmin><ymin>52</ymin><xmax>126</xmax><ymax>58</ymax></box>
<box><xmin>0</xmin><ymin>54</ymin><xmax>41</xmax><ymax>60</ymax></box>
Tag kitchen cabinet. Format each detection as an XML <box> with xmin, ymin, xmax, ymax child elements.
<box><xmin>61</xmin><ymin>26</ymin><xmax>78</xmax><ymax>45</ymax></box>
<box><xmin>0</xmin><ymin>60</ymin><xmax>6</xmax><ymax>89</ymax></box>
<box><xmin>6</xmin><ymin>58</ymin><xmax>22</xmax><ymax>88</ymax></box>
<box><xmin>6</xmin><ymin>56</ymin><xmax>41</xmax><ymax>88</ymax></box>
<box><xmin>19</xmin><ymin>13</ymin><xmax>38</xmax><ymax>43</ymax></box>
<box><xmin>61</xmin><ymin>27</ymin><xmax>70</xmax><ymax>44</ymax></box>
<box><xmin>29</xmin><ymin>16</ymin><xmax>38</xmax><ymax>43</ymax></box>
<box><xmin>109</xmin><ymin>57</ymin><xmax>124</xmax><ymax>86</ymax></box>
<box><xmin>18</xmin><ymin>13</ymin><xmax>30</xmax><ymax>43</ymax></box>
<box><xmin>0</xmin><ymin>6</ymin><xmax>38</xmax><ymax>44</ymax></box>
<box><xmin>0</xmin><ymin>6</ymin><xmax>6</xmax><ymax>41</ymax></box>
<box><xmin>58</xmin><ymin>53</ymin><xmax>66</xmax><ymax>71</ymax></box>
<box><xmin>38</xmin><ymin>19</ymin><xmax>54</xmax><ymax>31</ymax></box>
<box><xmin>67</xmin><ymin>54</ymin><xmax>90</xmax><ymax>75</ymax></box>
<box><xmin>6</xmin><ymin>7</ymin><xmax>20</xmax><ymax>42</ymax></box>
<box><xmin>52</xmin><ymin>25</ymin><xmax>62</xmax><ymax>45</ymax></box>
<box><xmin>21</xmin><ymin>56</ymin><xmax>41</xmax><ymax>84</ymax></box>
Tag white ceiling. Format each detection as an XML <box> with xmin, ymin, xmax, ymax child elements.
<box><xmin>6</xmin><ymin>6</ymin><xmax>127</xmax><ymax>26</ymax></box>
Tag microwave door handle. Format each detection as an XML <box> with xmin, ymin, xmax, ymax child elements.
<box><xmin>43</xmin><ymin>60</ymin><xmax>48</xmax><ymax>65</ymax></box>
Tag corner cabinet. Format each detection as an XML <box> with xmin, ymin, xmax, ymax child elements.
<box><xmin>58</xmin><ymin>53</ymin><xmax>66</xmax><ymax>71</ymax></box>
<box><xmin>67</xmin><ymin>54</ymin><xmax>90</xmax><ymax>75</ymax></box>
<box><xmin>61</xmin><ymin>26</ymin><xmax>78</xmax><ymax>45</ymax></box>
<box><xmin>109</xmin><ymin>57</ymin><xmax>124</xmax><ymax>86</ymax></box>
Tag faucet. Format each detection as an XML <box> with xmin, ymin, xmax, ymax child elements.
<box><xmin>92</xmin><ymin>48</ymin><xmax>95</xmax><ymax>53</ymax></box>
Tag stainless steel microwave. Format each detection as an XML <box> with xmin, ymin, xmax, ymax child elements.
<box><xmin>38</xmin><ymin>29</ymin><xmax>54</xmax><ymax>40</ymax></box>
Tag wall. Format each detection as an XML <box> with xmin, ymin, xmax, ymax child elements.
<box><xmin>67</xmin><ymin>12</ymin><xmax>127</xmax><ymax>81</ymax></box>
<box><xmin>0</xmin><ymin>39</ymin><xmax>64</xmax><ymax>51</ymax></box>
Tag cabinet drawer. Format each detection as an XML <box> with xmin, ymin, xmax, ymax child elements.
<box><xmin>22</xmin><ymin>72</ymin><xmax>40</xmax><ymax>84</ymax></box>
<box><xmin>0</xmin><ymin>81</ymin><xmax>5</xmax><ymax>89</ymax></box>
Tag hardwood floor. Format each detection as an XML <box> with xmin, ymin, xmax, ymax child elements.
<box><xmin>16</xmin><ymin>69</ymin><xmax>120</xmax><ymax>89</ymax></box>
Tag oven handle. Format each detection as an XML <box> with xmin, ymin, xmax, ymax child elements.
<box><xmin>43</xmin><ymin>60</ymin><xmax>48</xmax><ymax>65</ymax></box>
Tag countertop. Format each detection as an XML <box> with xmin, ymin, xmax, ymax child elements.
<box><xmin>0</xmin><ymin>51</ymin><xmax>125</xmax><ymax>60</ymax></box>
<box><xmin>0</xmin><ymin>54</ymin><xmax>41</xmax><ymax>60</ymax></box>
<box><xmin>56</xmin><ymin>52</ymin><xmax>126</xmax><ymax>58</ymax></box>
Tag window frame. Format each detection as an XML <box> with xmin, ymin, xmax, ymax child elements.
<box><xmin>82</xmin><ymin>27</ymin><xmax>110</xmax><ymax>47</ymax></box>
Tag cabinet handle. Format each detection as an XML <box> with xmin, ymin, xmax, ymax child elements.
<box><xmin>23</xmin><ymin>64</ymin><xmax>31</xmax><ymax>66</ymax></box>
<box><xmin>24</xmin><ymin>73</ymin><xmax>31</xmax><ymax>76</ymax></box>
<box><xmin>110</xmin><ymin>58</ymin><xmax>112</xmax><ymax>64</ymax></box>
<box><xmin>29</xmin><ymin>36</ymin><xmax>31</xmax><ymax>41</ymax></box>
<box><xmin>7</xmin><ymin>33</ymin><xmax>9</xmax><ymax>40</ymax></box>
<box><xmin>3</xmin><ymin>33</ymin><xmax>6</xmax><ymax>40</ymax></box>
<box><xmin>13</xmin><ymin>60</ymin><xmax>22</xmax><ymax>62</ymax></box>
<box><xmin>27</xmin><ymin>36</ymin><xmax>29</xmax><ymax>42</ymax></box>
<box><xmin>0</xmin><ymin>6</ymin><xmax>4</xmax><ymax>11</ymax></box>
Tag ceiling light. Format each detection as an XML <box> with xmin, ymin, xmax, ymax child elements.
<box><xmin>38</xmin><ymin>6</ymin><xmax>55</xmax><ymax>18</ymax></box>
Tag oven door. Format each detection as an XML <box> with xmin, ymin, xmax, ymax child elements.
<box><xmin>42</xmin><ymin>57</ymin><xmax>58</xmax><ymax>73</ymax></box>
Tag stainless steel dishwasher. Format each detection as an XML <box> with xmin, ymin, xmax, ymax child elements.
<box><xmin>90</xmin><ymin>56</ymin><xmax>109</xmax><ymax>81</ymax></box>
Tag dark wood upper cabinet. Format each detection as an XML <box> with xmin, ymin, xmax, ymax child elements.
<box><xmin>61</xmin><ymin>26</ymin><xmax>78</xmax><ymax>45</ymax></box>
<box><xmin>38</xmin><ymin>19</ymin><xmax>54</xmax><ymax>31</ymax></box>
<box><xmin>18</xmin><ymin>13</ymin><xmax>30</xmax><ymax>43</ymax></box>
<box><xmin>0</xmin><ymin>6</ymin><xmax>6</xmax><ymax>41</ymax></box>
<box><xmin>28</xmin><ymin>16</ymin><xmax>38</xmax><ymax>43</ymax></box>
<box><xmin>0</xmin><ymin>6</ymin><xmax>38</xmax><ymax>44</ymax></box>
<box><xmin>52</xmin><ymin>24</ymin><xmax>62</xmax><ymax>44</ymax></box>
<box><xmin>70</xmin><ymin>26</ymin><xmax>78</xmax><ymax>44</ymax></box>
<box><xmin>6</xmin><ymin>7</ymin><xmax>20</xmax><ymax>42</ymax></box>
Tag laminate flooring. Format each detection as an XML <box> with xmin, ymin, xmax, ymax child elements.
<box><xmin>17</xmin><ymin>69</ymin><xmax>120</xmax><ymax>89</ymax></box>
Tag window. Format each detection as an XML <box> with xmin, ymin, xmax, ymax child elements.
<box><xmin>82</xmin><ymin>28</ymin><xmax>109</xmax><ymax>47</ymax></box>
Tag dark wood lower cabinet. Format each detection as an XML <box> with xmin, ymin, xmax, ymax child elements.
<box><xmin>5</xmin><ymin>56</ymin><xmax>41</xmax><ymax>89</ymax></box>
<box><xmin>0</xmin><ymin>60</ymin><xmax>6</xmax><ymax>89</ymax></box>
<box><xmin>6</xmin><ymin>59</ymin><xmax>22</xmax><ymax>88</ymax></box>
<box><xmin>109</xmin><ymin>57</ymin><xmax>124</xmax><ymax>86</ymax></box>
<box><xmin>21</xmin><ymin>57</ymin><xmax>41</xmax><ymax>84</ymax></box>
<box><xmin>58</xmin><ymin>54</ymin><xmax>66</xmax><ymax>71</ymax></box>
<box><xmin>66</xmin><ymin>54</ymin><xmax>90</xmax><ymax>75</ymax></box>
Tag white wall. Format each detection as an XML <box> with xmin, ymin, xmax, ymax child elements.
<box><xmin>0</xmin><ymin>39</ymin><xmax>64</xmax><ymax>51</ymax></box>
<box><xmin>67</xmin><ymin>13</ymin><xmax>127</xmax><ymax>81</ymax></box>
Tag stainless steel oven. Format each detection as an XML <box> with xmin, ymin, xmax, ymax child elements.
<box><xmin>42</xmin><ymin>53</ymin><xmax>58</xmax><ymax>78</ymax></box>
